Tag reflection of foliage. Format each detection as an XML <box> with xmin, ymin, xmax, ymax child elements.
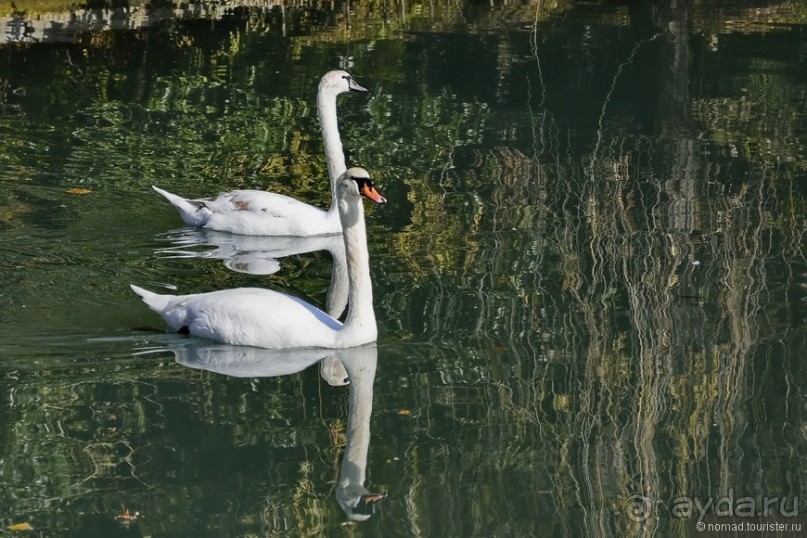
<box><xmin>691</xmin><ymin>1</ymin><xmax>807</xmax><ymax>35</ymax></box>
<box><xmin>693</xmin><ymin>91</ymin><xmax>805</xmax><ymax>171</ymax></box>
<box><xmin>0</xmin><ymin>358</ymin><xmax>353</xmax><ymax>534</ymax></box>
<box><xmin>376</xmin><ymin>5</ymin><xmax>805</xmax><ymax>537</ymax></box>
<box><xmin>0</xmin><ymin>1</ymin><xmax>806</xmax><ymax>536</ymax></box>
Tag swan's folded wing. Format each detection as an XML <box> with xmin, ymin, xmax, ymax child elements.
<box><xmin>201</xmin><ymin>191</ymin><xmax>336</xmax><ymax>236</ymax></box>
<box><xmin>179</xmin><ymin>288</ymin><xmax>343</xmax><ymax>349</ymax></box>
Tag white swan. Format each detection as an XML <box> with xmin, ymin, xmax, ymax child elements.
<box><xmin>130</xmin><ymin>168</ymin><xmax>385</xmax><ymax>349</ymax></box>
<box><xmin>151</xmin><ymin>70</ymin><xmax>367</xmax><ymax>236</ymax></box>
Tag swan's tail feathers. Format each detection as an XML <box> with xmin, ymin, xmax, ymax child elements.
<box><xmin>130</xmin><ymin>284</ymin><xmax>174</xmax><ymax>313</ymax></box>
<box><xmin>152</xmin><ymin>185</ymin><xmax>208</xmax><ymax>227</ymax></box>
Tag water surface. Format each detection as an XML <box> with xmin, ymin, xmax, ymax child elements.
<box><xmin>1</xmin><ymin>2</ymin><xmax>805</xmax><ymax>536</ymax></box>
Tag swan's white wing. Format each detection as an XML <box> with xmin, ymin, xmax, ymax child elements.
<box><xmin>150</xmin><ymin>287</ymin><xmax>342</xmax><ymax>349</ymax></box>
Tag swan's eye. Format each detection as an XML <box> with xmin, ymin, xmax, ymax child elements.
<box><xmin>351</xmin><ymin>177</ymin><xmax>373</xmax><ymax>189</ymax></box>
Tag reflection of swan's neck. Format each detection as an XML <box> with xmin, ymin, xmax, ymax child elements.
<box><xmin>343</xmin><ymin>359</ymin><xmax>374</xmax><ymax>481</ymax></box>
<box><xmin>337</xmin><ymin>353</ymin><xmax>378</xmax><ymax>519</ymax></box>
<box><xmin>338</xmin><ymin>198</ymin><xmax>376</xmax><ymax>342</ymax></box>
<box><xmin>318</xmin><ymin>88</ymin><xmax>346</xmax><ymax>214</ymax></box>
<box><xmin>325</xmin><ymin>240</ymin><xmax>348</xmax><ymax>319</ymax></box>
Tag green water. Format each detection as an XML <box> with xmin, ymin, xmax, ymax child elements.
<box><xmin>1</xmin><ymin>2</ymin><xmax>805</xmax><ymax>536</ymax></box>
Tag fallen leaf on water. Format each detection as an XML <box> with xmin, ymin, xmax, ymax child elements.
<box><xmin>397</xmin><ymin>409</ymin><xmax>411</xmax><ymax>416</ymax></box>
<box><xmin>66</xmin><ymin>188</ymin><xmax>92</xmax><ymax>195</ymax></box>
<box><xmin>115</xmin><ymin>508</ymin><xmax>141</xmax><ymax>524</ymax></box>
<box><xmin>7</xmin><ymin>522</ymin><xmax>34</xmax><ymax>531</ymax></box>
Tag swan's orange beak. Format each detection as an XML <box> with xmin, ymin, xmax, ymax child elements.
<box><xmin>361</xmin><ymin>184</ymin><xmax>387</xmax><ymax>204</ymax></box>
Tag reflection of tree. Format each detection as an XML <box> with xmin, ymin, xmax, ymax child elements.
<box><xmin>0</xmin><ymin>1</ymin><xmax>806</xmax><ymax>536</ymax></box>
<box><xmin>0</xmin><ymin>344</ymin><xmax>383</xmax><ymax>534</ymax></box>
<box><xmin>374</xmin><ymin>3</ymin><xmax>806</xmax><ymax>536</ymax></box>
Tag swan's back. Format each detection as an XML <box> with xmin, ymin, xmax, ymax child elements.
<box><xmin>200</xmin><ymin>190</ymin><xmax>336</xmax><ymax>236</ymax></box>
<box><xmin>151</xmin><ymin>187</ymin><xmax>338</xmax><ymax>236</ymax></box>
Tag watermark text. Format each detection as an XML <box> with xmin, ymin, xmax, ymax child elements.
<box><xmin>621</xmin><ymin>490</ymin><xmax>800</xmax><ymax>523</ymax></box>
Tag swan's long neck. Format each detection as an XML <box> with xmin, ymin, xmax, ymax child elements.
<box><xmin>318</xmin><ymin>89</ymin><xmax>346</xmax><ymax>213</ymax></box>
<box><xmin>339</xmin><ymin>199</ymin><xmax>376</xmax><ymax>336</ymax></box>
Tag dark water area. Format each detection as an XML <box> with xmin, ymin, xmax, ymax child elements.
<box><xmin>0</xmin><ymin>1</ymin><xmax>805</xmax><ymax>536</ymax></box>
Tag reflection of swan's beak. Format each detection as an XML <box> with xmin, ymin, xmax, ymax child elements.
<box><xmin>361</xmin><ymin>184</ymin><xmax>387</xmax><ymax>205</ymax></box>
<box><xmin>353</xmin><ymin>493</ymin><xmax>386</xmax><ymax>517</ymax></box>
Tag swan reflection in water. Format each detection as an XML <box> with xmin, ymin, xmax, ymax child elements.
<box><xmin>171</xmin><ymin>341</ymin><xmax>385</xmax><ymax>520</ymax></box>
<box><xmin>155</xmin><ymin>227</ymin><xmax>349</xmax><ymax>317</ymax></box>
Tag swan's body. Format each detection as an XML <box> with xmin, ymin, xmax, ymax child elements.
<box><xmin>131</xmin><ymin>168</ymin><xmax>385</xmax><ymax>350</ymax></box>
<box><xmin>152</xmin><ymin>70</ymin><xmax>367</xmax><ymax>236</ymax></box>
<box><xmin>151</xmin><ymin>187</ymin><xmax>338</xmax><ymax>236</ymax></box>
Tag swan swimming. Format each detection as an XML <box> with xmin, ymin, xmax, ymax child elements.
<box><xmin>152</xmin><ymin>70</ymin><xmax>367</xmax><ymax>236</ymax></box>
<box><xmin>131</xmin><ymin>167</ymin><xmax>385</xmax><ymax>349</ymax></box>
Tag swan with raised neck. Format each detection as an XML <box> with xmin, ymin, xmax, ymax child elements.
<box><xmin>151</xmin><ymin>70</ymin><xmax>367</xmax><ymax>236</ymax></box>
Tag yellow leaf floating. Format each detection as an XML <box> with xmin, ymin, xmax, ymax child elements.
<box><xmin>115</xmin><ymin>509</ymin><xmax>140</xmax><ymax>523</ymax></box>
<box><xmin>66</xmin><ymin>188</ymin><xmax>92</xmax><ymax>195</ymax></box>
<box><xmin>397</xmin><ymin>409</ymin><xmax>411</xmax><ymax>416</ymax></box>
<box><xmin>7</xmin><ymin>522</ymin><xmax>34</xmax><ymax>531</ymax></box>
